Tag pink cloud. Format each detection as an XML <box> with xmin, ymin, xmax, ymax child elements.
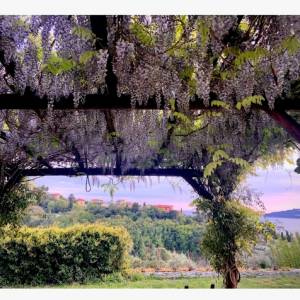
<box><xmin>262</xmin><ymin>191</ymin><xmax>300</xmax><ymax>213</ymax></box>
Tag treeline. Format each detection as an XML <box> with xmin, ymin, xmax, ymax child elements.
<box><xmin>99</xmin><ymin>217</ymin><xmax>204</xmax><ymax>259</ymax></box>
<box><xmin>22</xmin><ymin>186</ymin><xmax>205</xmax><ymax>260</ymax></box>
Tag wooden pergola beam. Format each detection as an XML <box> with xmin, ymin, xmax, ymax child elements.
<box><xmin>22</xmin><ymin>167</ymin><xmax>203</xmax><ymax>177</ymax></box>
<box><xmin>0</xmin><ymin>93</ymin><xmax>299</xmax><ymax>111</ymax></box>
<box><xmin>2</xmin><ymin>93</ymin><xmax>300</xmax><ymax>143</ymax></box>
<box><xmin>21</xmin><ymin>167</ymin><xmax>213</xmax><ymax>199</ymax></box>
<box><xmin>0</xmin><ymin>93</ymin><xmax>174</xmax><ymax>110</ymax></box>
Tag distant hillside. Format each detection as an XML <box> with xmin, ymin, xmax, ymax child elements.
<box><xmin>265</xmin><ymin>209</ymin><xmax>300</xmax><ymax>219</ymax></box>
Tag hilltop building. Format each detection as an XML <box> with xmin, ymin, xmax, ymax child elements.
<box><xmin>91</xmin><ymin>199</ymin><xmax>104</xmax><ymax>205</ymax></box>
<box><xmin>50</xmin><ymin>193</ymin><xmax>62</xmax><ymax>200</ymax></box>
<box><xmin>153</xmin><ymin>204</ymin><xmax>174</xmax><ymax>212</ymax></box>
<box><xmin>75</xmin><ymin>198</ymin><xmax>86</xmax><ymax>206</ymax></box>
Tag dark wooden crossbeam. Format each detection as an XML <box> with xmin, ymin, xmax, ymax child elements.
<box><xmin>0</xmin><ymin>93</ymin><xmax>162</xmax><ymax>110</ymax></box>
<box><xmin>1</xmin><ymin>93</ymin><xmax>300</xmax><ymax>143</ymax></box>
<box><xmin>0</xmin><ymin>93</ymin><xmax>173</xmax><ymax>110</ymax></box>
<box><xmin>0</xmin><ymin>93</ymin><xmax>299</xmax><ymax>111</ymax></box>
<box><xmin>22</xmin><ymin>166</ymin><xmax>214</xmax><ymax>199</ymax></box>
<box><xmin>1</xmin><ymin>92</ymin><xmax>300</xmax><ymax>142</ymax></box>
<box><xmin>22</xmin><ymin>167</ymin><xmax>202</xmax><ymax>177</ymax></box>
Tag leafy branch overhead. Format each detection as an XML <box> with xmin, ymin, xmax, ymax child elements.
<box><xmin>204</xmin><ymin>149</ymin><xmax>250</xmax><ymax>178</ymax></box>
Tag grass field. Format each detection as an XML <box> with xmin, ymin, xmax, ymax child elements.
<box><xmin>36</xmin><ymin>275</ymin><xmax>300</xmax><ymax>289</ymax></box>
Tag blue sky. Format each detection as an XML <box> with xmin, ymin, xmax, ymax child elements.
<box><xmin>33</xmin><ymin>153</ymin><xmax>300</xmax><ymax>213</ymax></box>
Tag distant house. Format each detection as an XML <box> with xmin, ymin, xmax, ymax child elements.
<box><xmin>153</xmin><ymin>204</ymin><xmax>174</xmax><ymax>212</ymax></box>
<box><xmin>116</xmin><ymin>199</ymin><xmax>131</xmax><ymax>208</ymax></box>
<box><xmin>50</xmin><ymin>193</ymin><xmax>62</xmax><ymax>200</ymax></box>
<box><xmin>126</xmin><ymin>201</ymin><xmax>133</xmax><ymax>208</ymax></box>
<box><xmin>91</xmin><ymin>199</ymin><xmax>104</xmax><ymax>205</ymax></box>
<box><xmin>75</xmin><ymin>198</ymin><xmax>86</xmax><ymax>206</ymax></box>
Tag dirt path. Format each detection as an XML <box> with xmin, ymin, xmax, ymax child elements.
<box><xmin>144</xmin><ymin>269</ymin><xmax>300</xmax><ymax>278</ymax></box>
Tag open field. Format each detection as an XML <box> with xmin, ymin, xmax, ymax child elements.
<box><xmin>9</xmin><ymin>274</ymin><xmax>300</xmax><ymax>289</ymax></box>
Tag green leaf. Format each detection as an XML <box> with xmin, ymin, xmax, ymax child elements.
<box><xmin>43</xmin><ymin>55</ymin><xmax>76</xmax><ymax>75</ymax></box>
<box><xmin>14</xmin><ymin>17</ymin><xmax>30</xmax><ymax>31</ymax></box>
<box><xmin>229</xmin><ymin>157</ymin><xmax>250</xmax><ymax>168</ymax></box>
<box><xmin>204</xmin><ymin>160</ymin><xmax>224</xmax><ymax>178</ymax></box>
<box><xmin>239</xmin><ymin>20</ymin><xmax>249</xmax><ymax>32</ymax></box>
<box><xmin>236</xmin><ymin>95</ymin><xmax>265</xmax><ymax>110</ymax></box>
<box><xmin>212</xmin><ymin>149</ymin><xmax>229</xmax><ymax>162</ymax></box>
<box><xmin>173</xmin><ymin>111</ymin><xmax>192</xmax><ymax>124</ymax></box>
<box><xmin>2</xmin><ymin>122</ymin><xmax>9</xmax><ymax>131</ymax></box>
<box><xmin>72</xmin><ymin>26</ymin><xmax>95</xmax><ymax>41</ymax></box>
<box><xmin>147</xmin><ymin>139</ymin><xmax>159</xmax><ymax>149</ymax></box>
<box><xmin>109</xmin><ymin>131</ymin><xmax>120</xmax><ymax>138</ymax></box>
<box><xmin>219</xmin><ymin>70</ymin><xmax>236</xmax><ymax>81</ymax></box>
<box><xmin>28</xmin><ymin>33</ymin><xmax>43</xmax><ymax>62</ymax></box>
<box><xmin>179</xmin><ymin>65</ymin><xmax>197</xmax><ymax>94</ymax></box>
<box><xmin>280</xmin><ymin>36</ymin><xmax>300</xmax><ymax>55</ymax></box>
<box><xmin>193</xmin><ymin>118</ymin><xmax>203</xmax><ymax>129</ymax></box>
<box><xmin>79</xmin><ymin>50</ymin><xmax>97</xmax><ymax>65</ymax></box>
<box><xmin>204</xmin><ymin>148</ymin><xmax>250</xmax><ymax>177</ymax></box>
<box><xmin>130</xmin><ymin>18</ymin><xmax>156</xmax><ymax>47</ymax></box>
<box><xmin>211</xmin><ymin>100</ymin><xmax>230</xmax><ymax>110</ymax></box>
<box><xmin>168</xmin><ymin>98</ymin><xmax>176</xmax><ymax>111</ymax></box>
<box><xmin>197</xmin><ymin>19</ymin><xmax>210</xmax><ymax>48</ymax></box>
<box><xmin>234</xmin><ymin>48</ymin><xmax>268</xmax><ymax>68</ymax></box>
<box><xmin>51</xmin><ymin>137</ymin><xmax>60</xmax><ymax>148</ymax></box>
<box><xmin>179</xmin><ymin>65</ymin><xmax>194</xmax><ymax>81</ymax></box>
<box><xmin>175</xmin><ymin>15</ymin><xmax>188</xmax><ymax>43</ymax></box>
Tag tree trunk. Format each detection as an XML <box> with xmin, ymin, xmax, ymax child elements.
<box><xmin>223</xmin><ymin>258</ymin><xmax>240</xmax><ymax>288</ymax></box>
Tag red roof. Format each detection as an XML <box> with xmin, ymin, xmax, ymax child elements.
<box><xmin>50</xmin><ymin>193</ymin><xmax>61</xmax><ymax>198</ymax></box>
<box><xmin>75</xmin><ymin>199</ymin><xmax>86</xmax><ymax>206</ymax></box>
<box><xmin>91</xmin><ymin>199</ymin><xmax>103</xmax><ymax>203</ymax></box>
<box><xmin>76</xmin><ymin>198</ymin><xmax>85</xmax><ymax>202</ymax></box>
<box><xmin>153</xmin><ymin>204</ymin><xmax>174</xmax><ymax>212</ymax></box>
<box><xmin>154</xmin><ymin>204</ymin><xmax>173</xmax><ymax>209</ymax></box>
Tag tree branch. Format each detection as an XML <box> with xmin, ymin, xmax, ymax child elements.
<box><xmin>265</xmin><ymin>109</ymin><xmax>300</xmax><ymax>143</ymax></box>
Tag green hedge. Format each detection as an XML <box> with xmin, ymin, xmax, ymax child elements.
<box><xmin>0</xmin><ymin>224</ymin><xmax>132</xmax><ymax>285</ymax></box>
<box><xmin>271</xmin><ymin>234</ymin><xmax>300</xmax><ymax>268</ymax></box>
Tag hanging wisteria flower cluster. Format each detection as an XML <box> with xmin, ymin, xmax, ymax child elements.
<box><xmin>0</xmin><ymin>16</ymin><xmax>108</xmax><ymax>105</ymax></box>
<box><xmin>1</xmin><ymin>16</ymin><xmax>300</xmax><ymax>108</ymax></box>
<box><xmin>0</xmin><ymin>15</ymin><xmax>297</xmax><ymax>199</ymax></box>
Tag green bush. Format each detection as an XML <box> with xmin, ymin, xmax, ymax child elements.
<box><xmin>0</xmin><ymin>224</ymin><xmax>132</xmax><ymax>286</ymax></box>
<box><xmin>0</xmin><ymin>184</ymin><xmax>35</xmax><ymax>226</ymax></box>
<box><xmin>242</xmin><ymin>244</ymin><xmax>273</xmax><ymax>269</ymax></box>
<box><xmin>129</xmin><ymin>246</ymin><xmax>198</xmax><ymax>271</ymax></box>
<box><xmin>168</xmin><ymin>252</ymin><xmax>197</xmax><ymax>271</ymax></box>
<box><xmin>271</xmin><ymin>233</ymin><xmax>300</xmax><ymax>268</ymax></box>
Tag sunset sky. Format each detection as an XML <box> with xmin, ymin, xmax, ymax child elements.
<box><xmin>33</xmin><ymin>151</ymin><xmax>300</xmax><ymax>213</ymax></box>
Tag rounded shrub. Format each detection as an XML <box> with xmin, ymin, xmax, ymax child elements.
<box><xmin>0</xmin><ymin>224</ymin><xmax>132</xmax><ymax>286</ymax></box>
